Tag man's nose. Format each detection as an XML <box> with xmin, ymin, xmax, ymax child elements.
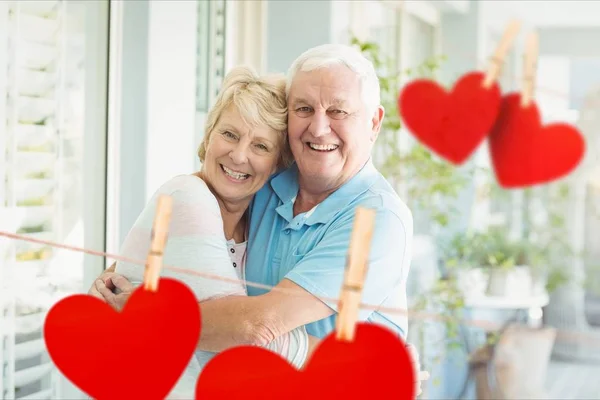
<box><xmin>308</xmin><ymin>112</ymin><xmax>331</xmax><ymax>137</ymax></box>
<box><xmin>229</xmin><ymin>143</ymin><xmax>249</xmax><ymax>164</ymax></box>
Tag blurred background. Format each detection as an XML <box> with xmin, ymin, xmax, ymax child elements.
<box><xmin>0</xmin><ymin>0</ymin><xmax>599</xmax><ymax>398</ymax></box>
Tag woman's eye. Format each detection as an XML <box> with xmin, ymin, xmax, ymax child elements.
<box><xmin>296</xmin><ymin>107</ymin><xmax>311</xmax><ymax>112</ymax></box>
<box><xmin>223</xmin><ymin>131</ymin><xmax>237</xmax><ymax>139</ymax></box>
<box><xmin>255</xmin><ymin>143</ymin><xmax>268</xmax><ymax>151</ymax></box>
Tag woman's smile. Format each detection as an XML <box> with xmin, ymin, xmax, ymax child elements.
<box><xmin>220</xmin><ymin>164</ymin><xmax>251</xmax><ymax>183</ymax></box>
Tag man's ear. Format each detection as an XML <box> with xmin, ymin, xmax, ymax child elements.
<box><xmin>370</xmin><ymin>105</ymin><xmax>385</xmax><ymax>142</ymax></box>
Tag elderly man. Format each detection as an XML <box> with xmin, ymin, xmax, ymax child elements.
<box><xmin>93</xmin><ymin>43</ymin><xmax>428</xmax><ymax>394</ymax></box>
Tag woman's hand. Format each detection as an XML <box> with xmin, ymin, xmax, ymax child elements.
<box><xmin>87</xmin><ymin>262</ymin><xmax>117</xmax><ymax>301</ymax></box>
<box><xmin>94</xmin><ymin>274</ymin><xmax>135</xmax><ymax>312</ymax></box>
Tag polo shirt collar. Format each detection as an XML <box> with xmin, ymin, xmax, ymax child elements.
<box><xmin>271</xmin><ymin>158</ymin><xmax>379</xmax><ymax>225</ymax></box>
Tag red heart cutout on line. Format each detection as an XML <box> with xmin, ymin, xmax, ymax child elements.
<box><xmin>488</xmin><ymin>93</ymin><xmax>586</xmax><ymax>188</ymax></box>
<box><xmin>44</xmin><ymin>278</ymin><xmax>201</xmax><ymax>400</ymax></box>
<box><xmin>399</xmin><ymin>71</ymin><xmax>502</xmax><ymax>165</ymax></box>
<box><xmin>196</xmin><ymin>323</ymin><xmax>415</xmax><ymax>399</ymax></box>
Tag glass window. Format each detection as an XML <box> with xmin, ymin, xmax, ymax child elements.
<box><xmin>404</xmin><ymin>13</ymin><xmax>436</xmax><ymax>72</ymax></box>
<box><xmin>0</xmin><ymin>1</ymin><xmax>109</xmax><ymax>398</ymax></box>
<box><xmin>367</xmin><ymin>3</ymin><xmax>402</xmax><ymax>69</ymax></box>
<box><xmin>196</xmin><ymin>0</ymin><xmax>226</xmax><ymax>112</ymax></box>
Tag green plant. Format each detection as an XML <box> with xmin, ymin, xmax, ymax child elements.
<box><xmin>474</xmin><ymin>229</ymin><xmax>533</xmax><ymax>270</ymax></box>
<box><xmin>17</xmin><ymin>224</ymin><xmax>46</xmax><ymax>234</ymax></box>
<box><xmin>412</xmin><ymin>277</ymin><xmax>466</xmax><ymax>350</ymax></box>
<box><xmin>350</xmin><ymin>36</ymin><xmax>471</xmax><ymax>229</ymax></box>
<box><xmin>444</xmin><ymin>228</ymin><xmax>536</xmax><ymax>273</ymax></box>
<box><xmin>444</xmin><ymin>231</ymin><xmax>487</xmax><ymax>270</ymax></box>
<box><xmin>26</xmin><ymin>171</ymin><xmax>52</xmax><ymax>179</ymax></box>
<box><xmin>17</xmin><ymin>195</ymin><xmax>53</xmax><ymax>207</ymax></box>
<box><xmin>524</xmin><ymin>183</ymin><xmax>578</xmax><ymax>293</ymax></box>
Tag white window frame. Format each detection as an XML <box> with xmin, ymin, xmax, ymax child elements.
<box><xmin>225</xmin><ymin>0</ymin><xmax>267</xmax><ymax>74</ymax></box>
<box><xmin>105</xmin><ymin>0</ymin><xmax>124</xmax><ymax>264</ymax></box>
<box><xmin>398</xmin><ymin>1</ymin><xmax>442</xmax><ymax>84</ymax></box>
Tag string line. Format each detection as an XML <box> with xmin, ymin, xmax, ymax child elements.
<box><xmin>2</xmin><ymin>230</ymin><xmax>600</xmax><ymax>349</ymax></box>
<box><xmin>444</xmin><ymin>40</ymin><xmax>600</xmax><ymax>109</ymax></box>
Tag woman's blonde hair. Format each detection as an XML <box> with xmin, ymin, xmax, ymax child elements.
<box><xmin>198</xmin><ymin>66</ymin><xmax>293</xmax><ymax>169</ymax></box>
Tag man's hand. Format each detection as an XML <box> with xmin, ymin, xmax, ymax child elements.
<box><xmin>407</xmin><ymin>343</ymin><xmax>430</xmax><ymax>398</ymax></box>
<box><xmin>94</xmin><ymin>274</ymin><xmax>135</xmax><ymax>312</ymax></box>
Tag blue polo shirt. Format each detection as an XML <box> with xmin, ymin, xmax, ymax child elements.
<box><xmin>245</xmin><ymin>159</ymin><xmax>413</xmax><ymax>339</ymax></box>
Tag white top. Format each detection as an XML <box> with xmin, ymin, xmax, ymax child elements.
<box><xmin>115</xmin><ymin>175</ymin><xmax>308</xmax><ymax>398</ymax></box>
<box><xmin>226</xmin><ymin>238</ymin><xmax>247</xmax><ymax>283</ymax></box>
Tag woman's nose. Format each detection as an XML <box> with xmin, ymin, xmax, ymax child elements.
<box><xmin>229</xmin><ymin>143</ymin><xmax>249</xmax><ymax>164</ymax></box>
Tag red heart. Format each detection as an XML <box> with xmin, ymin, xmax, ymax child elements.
<box><xmin>488</xmin><ymin>93</ymin><xmax>586</xmax><ymax>188</ymax></box>
<box><xmin>196</xmin><ymin>323</ymin><xmax>415</xmax><ymax>399</ymax></box>
<box><xmin>398</xmin><ymin>72</ymin><xmax>502</xmax><ymax>165</ymax></box>
<box><xmin>44</xmin><ymin>278</ymin><xmax>201</xmax><ymax>400</ymax></box>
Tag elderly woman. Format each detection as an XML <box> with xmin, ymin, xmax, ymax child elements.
<box><xmin>89</xmin><ymin>66</ymin><xmax>313</xmax><ymax>398</ymax></box>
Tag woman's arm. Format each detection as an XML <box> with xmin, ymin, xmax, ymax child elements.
<box><xmin>196</xmin><ymin>278</ymin><xmax>334</xmax><ymax>352</ymax></box>
<box><xmin>87</xmin><ymin>262</ymin><xmax>116</xmax><ymax>300</ymax></box>
<box><xmin>93</xmin><ymin>176</ymin><xmax>314</xmax><ymax>366</ymax></box>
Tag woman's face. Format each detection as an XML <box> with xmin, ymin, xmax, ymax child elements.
<box><xmin>203</xmin><ymin>105</ymin><xmax>281</xmax><ymax>205</ymax></box>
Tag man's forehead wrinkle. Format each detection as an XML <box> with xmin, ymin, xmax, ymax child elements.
<box><xmin>291</xmin><ymin>95</ymin><xmax>350</xmax><ymax>109</ymax></box>
<box><xmin>290</xmin><ymin>72</ymin><xmax>359</xmax><ymax>107</ymax></box>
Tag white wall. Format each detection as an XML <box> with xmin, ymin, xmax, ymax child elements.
<box><xmin>146</xmin><ymin>1</ymin><xmax>198</xmax><ymax>199</ymax></box>
<box><xmin>107</xmin><ymin>0</ymin><xmax>199</xmax><ymax>251</ymax></box>
<box><xmin>107</xmin><ymin>0</ymin><xmax>150</xmax><ymax>254</ymax></box>
<box><xmin>537</xmin><ymin>56</ymin><xmax>571</xmax><ymax>121</ymax></box>
<box><xmin>265</xmin><ymin>0</ymin><xmax>333</xmax><ymax>73</ymax></box>
<box><xmin>476</xmin><ymin>1</ymin><xmax>600</xmax><ymax>31</ymax></box>
<box><xmin>509</xmin><ymin>1</ymin><xmax>600</xmax><ymax>27</ymax></box>
<box><xmin>538</xmin><ymin>27</ymin><xmax>600</xmax><ymax>58</ymax></box>
<box><xmin>329</xmin><ymin>0</ymin><xmax>353</xmax><ymax>44</ymax></box>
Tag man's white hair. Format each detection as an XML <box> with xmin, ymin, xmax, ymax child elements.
<box><xmin>286</xmin><ymin>43</ymin><xmax>381</xmax><ymax>113</ymax></box>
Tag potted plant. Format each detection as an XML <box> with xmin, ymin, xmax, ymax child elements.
<box><xmin>444</xmin><ymin>229</ymin><xmax>544</xmax><ymax>298</ymax></box>
<box><xmin>444</xmin><ymin>232</ymin><xmax>490</xmax><ymax>298</ymax></box>
<box><xmin>481</xmin><ymin>231</ymin><xmax>534</xmax><ymax>297</ymax></box>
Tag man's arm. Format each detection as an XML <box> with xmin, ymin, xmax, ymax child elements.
<box><xmin>197</xmin><ymin>278</ymin><xmax>333</xmax><ymax>352</ymax></box>
<box><xmin>198</xmin><ymin>199</ymin><xmax>411</xmax><ymax>351</ymax></box>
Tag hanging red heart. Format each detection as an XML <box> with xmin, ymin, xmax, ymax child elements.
<box><xmin>398</xmin><ymin>71</ymin><xmax>502</xmax><ymax>165</ymax></box>
<box><xmin>44</xmin><ymin>278</ymin><xmax>201</xmax><ymax>400</ymax></box>
<box><xmin>195</xmin><ymin>323</ymin><xmax>415</xmax><ymax>399</ymax></box>
<box><xmin>488</xmin><ymin>93</ymin><xmax>585</xmax><ymax>188</ymax></box>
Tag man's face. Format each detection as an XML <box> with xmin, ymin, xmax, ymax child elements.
<box><xmin>287</xmin><ymin>65</ymin><xmax>384</xmax><ymax>193</ymax></box>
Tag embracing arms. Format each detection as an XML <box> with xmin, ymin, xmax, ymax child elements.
<box><xmin>195</xmin><ymin>278</ymin><xmax>333</xmax><ymax>352</ymax></box>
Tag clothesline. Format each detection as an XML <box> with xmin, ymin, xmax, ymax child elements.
<box><xmin>431</xmin><ymin>39</ymin><xmax>599</xmax><ymax>110</ymax></box>
<box><xmin>1</xmin><ymin>229</ymin><xmax>599</xmax><ymax>349</ymax></box>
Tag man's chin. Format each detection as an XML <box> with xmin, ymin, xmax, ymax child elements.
<box><xmin>299</xmin><ymin>167</ymin><xmax>341</xmax><ymax>186</ymax></box>
<box><xmin>299</xmin><ymin>163</ymin><xmax>337</xmax><ymax>176</ymax></box>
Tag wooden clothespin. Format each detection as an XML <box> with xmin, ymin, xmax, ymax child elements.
<box><xmin>335</xmin><ymin>207</ymin><xmax>376</xmax><ymax>342</ymax></box>
<box><xmin>482</xmin><ymin>20</ymin><xmax>521</xmax><ymax>89</ymax></box>
<box><xmin>143</xmin><ymin>194</ymin><xmax>173</xmax><ymax>292</ymax></box>
<box><xmin>520</xmin><ymin>32</ymin><xmax>539</xmax><ymax>108</ymax></box>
